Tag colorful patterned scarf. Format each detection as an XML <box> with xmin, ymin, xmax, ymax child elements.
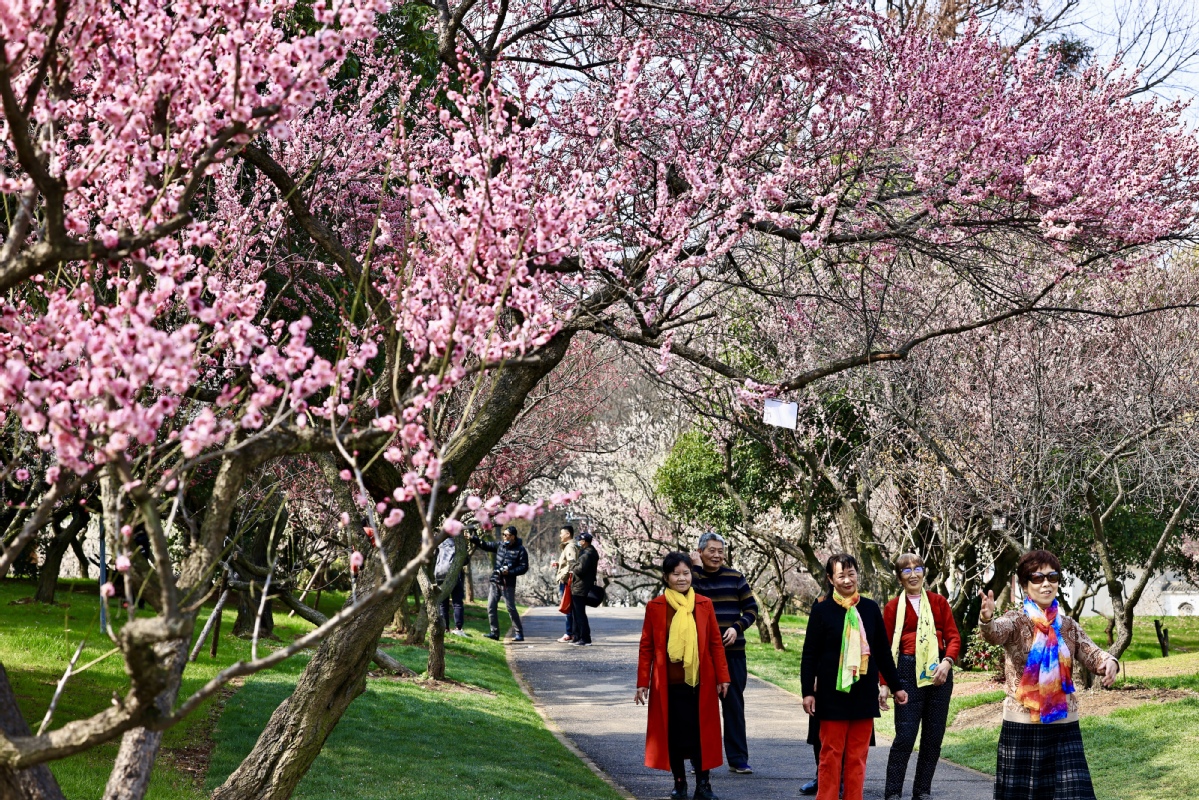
<box><xmin>1015</xmin><ymin>598</ymin><xmax>1074</xmax><ymax>723</ymax></box>
<box><xmin>833</xmin><ymin>591</ymin><xmax>871</xmax><ymax>692</ymax></box>
<box><xmin>891</xmin><ymin>589</ymin><xmax>941</xmax><ymax>687</ymax></box>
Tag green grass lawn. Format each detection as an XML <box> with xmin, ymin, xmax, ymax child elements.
<box><xmin>1080</xmin><ymin>615</ymin><xmax>1199</xmax><ymax>661</ymax></box>
<box><xmin>205</xmin><ymin>602</ymin><xmax>623</xmax><ymax>800</ymax></box>
<box><xmin>0</xmin><ymin>577</ymin><xmax>318</xmax><ymax>799</ymax></box>
<box><xmin>746</xmin><ymin>610</ymin><xmax>1199</xmax><ymax>800</ymax></box>
<box><xmin>1</xmin><ymin>577</ymin><xmax>620</xmax><ymax>800</ymax></box>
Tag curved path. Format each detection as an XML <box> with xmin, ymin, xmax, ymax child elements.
<box><xmin>508</xmin><ymin>606</ymin><xmax>994</xmax><ymax>800</ymax></box>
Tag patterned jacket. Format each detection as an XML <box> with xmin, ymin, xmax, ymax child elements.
<box><xmin>979</xmin><ymin>609</ymin><xmax>1116</xmax><ymax>724</ymax></box>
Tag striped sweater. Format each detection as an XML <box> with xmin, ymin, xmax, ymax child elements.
<box><xmin>691</xmin><ymin>566</ymin><xmax>758</xmax><ymax>652</ymax></box>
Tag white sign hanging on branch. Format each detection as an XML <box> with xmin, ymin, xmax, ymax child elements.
<box><xmin>763</xmin><ymin>399</ymin><xmax>798</xmax><ymax>430</ymax></box>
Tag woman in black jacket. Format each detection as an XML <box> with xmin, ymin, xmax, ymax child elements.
<box><xmin>801</xmin><ymin>554</ymin><xmax>907</xmax><ymax>800</ymax></box>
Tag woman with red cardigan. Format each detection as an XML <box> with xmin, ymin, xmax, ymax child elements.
<box><xmin>880</xmin><ymin>553</ymin><xmax>962</xmax><ymax>800</ymax></box>
<box><xmin>636</xmin><ymin>551</ymin><xmax>731</xmax><ymax>800</ymax></box>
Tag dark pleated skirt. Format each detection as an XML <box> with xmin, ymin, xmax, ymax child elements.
<box><xmin>667</xmin><ymin>683</ymin><xmax>701</xmax><ymax>761</ymax></box>
<box><xmin>995</xmin><ymin>720</ymin><xmax>1096</xmax><ymax>800</ymax></box>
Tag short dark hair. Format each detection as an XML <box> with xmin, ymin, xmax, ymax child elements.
<box><xmin>825</xmin><ymin>553</ymin><xmax>859</xmax><ymax>586</ymax></box>
<box><xmin>661</xmin><ymin>551</ymin><xmax>694</xmax><ymax>577</ymax></box>
<box><xmin>502</xmin><ymin>525</ymin><xmax>518</xmax><ymax>537</ymax></box>
<box><xmin>561</xmin><ymin>524</ymin><xmax>575</xmax><ymax>536</ymax></box>
<box><xmin>1016</xmin><ymin>549</ymin><xmax>1061</xmax><ymax>586</ymax></box>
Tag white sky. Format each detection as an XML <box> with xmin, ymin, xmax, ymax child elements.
<box><xmin>1064</xmin><ymin>0</ymin><xmax>1199</xmax><ymax>118</ymax></box>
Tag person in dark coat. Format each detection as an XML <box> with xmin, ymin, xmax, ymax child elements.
<box><xmin>470</xmin><ymin>525</ymin><xmax>528</xmax><ymax>641</ymax></box>
<box><xmin>636</xmin><ymin>552</ymin><xmax>731</xmax><ymax>800</ymax></box>
<box><xmin>801</xmin><ymin>554</ymin><xmax>907</xmax><ymax>800</ymax></box>
<box><xmin>569</xmin><ymin>531</ymin><xmax>599</xmax><ymax>645</ymax></box>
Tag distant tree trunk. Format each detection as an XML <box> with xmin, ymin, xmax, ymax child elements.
<box><xmin>70</xmin><ymin>528</ymin><xmax>89</xmax><ymax>578</ymax></box>
<box><xmin>0</xmin><ymin>663</ymin><xmax>67</xmax><ymax>800</ymax></box>
<box><xmin>231</xmin><ymin>504</ymin><xmax>286</xmax><ymax>639</ymax></box>
<box><xmin>35</xmin><ymin>510</ymin><xmax>89</xmax><ymax>604</ymax></box>
<box><xmin>1088</xmin><ymin>481</ymin><xmax>1192</xmax><ymax>659</ymax></box>
<box><xmin>405</xmin><ymin>586</ymin><xmax>429</xmax><ymax>647</ymax></box>
<box><xmin>419</xmin><ymin>570</ymin><xmax>447</xmax><ymax>680</ymax></box>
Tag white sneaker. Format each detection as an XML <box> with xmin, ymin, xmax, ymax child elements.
<box><xmin>450</xmin><ymin>629</ymin><xmax>468</xmax><ymax>637</ymax></box>
<box><xmin>557</xmin><ymin>635</ymin><xmax>574</xmax><ymax>643</ymax></box>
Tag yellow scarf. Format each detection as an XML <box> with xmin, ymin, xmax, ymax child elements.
<box><xmin>832</xmin><ymin>591</ymin><xmax>870</xmax><ymax>691</ymax></box>
<box><xmin>664</xmin><ymin>588</ymin><xmax>699</xmax><ymax>687</ymax></box>
<box><xmin>891</xmin><ymin>589</ymin><xmax>940</xmax><ymax>688</ymax></box>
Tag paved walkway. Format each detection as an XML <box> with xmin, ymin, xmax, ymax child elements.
<box><xmin>509</xmin><ymin>606</ymin><xmax>994</xmax><ymax>800</ymax></box>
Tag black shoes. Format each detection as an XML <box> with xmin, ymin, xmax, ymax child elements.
<box><xmin>512</xmin><ymin>634</ymin><xmax>525</xmax><ymax>642</ymax></box>
<box><xmin>799</xmin><ymin>778</ymin><xmax>818</xmax><ymax>795</ymax></box>
<box><xmin>693</xmin><ymin>779</ymin><xmax>719</xmax><ymax>800</ymax></box>
<box><xmin>670</xmin><ymin>779</ymin><xmax>687</xmax><ymax>799</ymax></box>
<box><xmin>483</xmin><ymin>632</ymin><xmax>499</xmax><ymax>640</ymax></box>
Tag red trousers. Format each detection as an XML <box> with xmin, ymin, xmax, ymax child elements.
<box><xmin>816</xmin><ymin>719</ymin><xmax>872</xmax><ymax>800</ymax></box>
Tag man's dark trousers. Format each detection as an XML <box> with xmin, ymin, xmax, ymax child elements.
<box><xmin>570</xmin><ymin>598</ymin><xmax>591</xmax><ymax>644</ymax></box>
<box><xmin>487</xmin><ymin>582</ymin><xmax>523</xmax><ymax>637</ymax></box>
<box><xmin>723</xmin><ymin>650</ymin><xmax>749</xmax><ymax>765</ymax></box>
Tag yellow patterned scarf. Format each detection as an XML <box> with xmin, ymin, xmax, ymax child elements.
<box><xmin>833</xmin><ymin>591</ymin><xmax>870</xmax><ymax>692</ymax></box>
<box><xmin>891</xmin><ymin>589</ymin><xmax>940</xmax><ymax>688</ymax></box>
<box><xmin>664</xmin><ymin>588</ymin><xmax>699</xmax><ymax>687</ymax></box>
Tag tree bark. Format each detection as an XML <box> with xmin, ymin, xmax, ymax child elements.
<box><xmin>420</xmin><ymin>537</ymin><xmax>468</xmax><ymax>680</ymax></box>
<box><xmin>34</xmin><ymin>511</ymin><xmax>89</xmax><ymax>604</ymax></box>
<box><xmin>0</xmin><ymin>663</ymin><xmax>66</xmax><ymax>800</ymax></box>
<box><xmin>101</xmin><ymin>640</ymin><xmax>188</xmax><ymax>800</ymax></box>
<box><xmin>211</xmin><ymin>335</ymin><xmax>576</xmax><ymax>800</ymax></box>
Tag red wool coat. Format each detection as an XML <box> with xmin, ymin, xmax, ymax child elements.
<box><xmin>637</xmin><ymin>594</ymin><xmax>731</xmax><ymax>772</ymax></box>
<box><xmin>879</xmin><ymin>590</ymin><xmax>962</xmax><ymax>687</ymax></box>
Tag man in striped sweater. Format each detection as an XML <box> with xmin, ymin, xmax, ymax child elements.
<box><xmin>691</xmin><ymin>532</ymin><xmax>759</xmax><ymax>775</ymax></box>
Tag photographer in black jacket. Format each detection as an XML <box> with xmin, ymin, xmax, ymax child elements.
<box><xmin>471</xmin><ymin>525</ymin><xmax>529</xmax><ymax>642</ymax></box>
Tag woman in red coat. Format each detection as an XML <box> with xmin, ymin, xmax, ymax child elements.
<box><xmin>880</xmin><ymin>552</ymin><xmax>962</xmax><ymax>800</ymax></box>
<box><xmin>636</xmin><ymin>551</ymin><xmax>731</xmax><ymax>800</ymax></box>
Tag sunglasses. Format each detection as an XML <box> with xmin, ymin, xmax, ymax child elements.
<box><xmin>1028</xmin><ymin>572</ymin><xmax>1061</xmax><ymax>585</ymax></box>
<box><xmin>900</xmin><ymin>566</ymin><xmax>925</xmax><ymax>577</ymax></box>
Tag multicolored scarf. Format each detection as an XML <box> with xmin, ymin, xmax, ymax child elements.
<box><xmin>1015</xmin><ymin>598</ymin><xmax>1074</xmax><ymax>723</ymax></box>
<box><xmin>832</xmin><ymin>591</ymin><xmax>871</xmax><ymax>692</ymax></box>
<box><xmin>891</xmin><ymin>589</ymin><xmax>940</xmax><ymax>688</ymax></box>
<box><xmin>664</xmin><ymin>587</ymin><xmax>699</xmax><ymax>687</ymax></box>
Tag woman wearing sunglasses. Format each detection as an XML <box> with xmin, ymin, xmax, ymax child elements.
<box><xmin>979</xmin><ymin>549</ymin><xmax>1120</xmax><ymax>800</ymax></box>
<box><xmin>880</xmin><ymin>554</ymin><xmax>961</xmax><ymax>800</ymax></box>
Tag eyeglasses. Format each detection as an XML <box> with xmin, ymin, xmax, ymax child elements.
<box><xmin>900</xmin><ymin>566</ymin><xmax>925</xmax><ymax>577</ymax></box>
<box><xmin>1028</xmin><ymin>572</ymin><xmax>1061</xmax><ymax>585</ymax></box>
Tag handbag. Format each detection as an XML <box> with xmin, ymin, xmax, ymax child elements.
<box><xmin>584</xmin><ymin>581</ymin><xmax>606</xmax><ymax>608</ymax></box>
<box><xmin>559</xmin><ymin>576</ymin><xmax>573</xmax><ymax>614</ymax></box>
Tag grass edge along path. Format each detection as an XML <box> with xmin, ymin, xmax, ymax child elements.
<box><xmin>504</xmin><ymin>641</ymin><xmax>637</xmax><ymax>800</ymax></box>
<box><xmin>205</xmin><ymin>602</ymin><xmax>626</xmax><ymax>800</ymax></box>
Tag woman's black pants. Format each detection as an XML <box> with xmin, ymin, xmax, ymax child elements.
<box><xmin>884</xmin><ymin>654</ymin><xmax>953</xmax><ymax>799</ymax></box>
<box><xmin>667</xmin><ymin>683</ymin><xmax>707</xmax><ymax>782</ymax></box>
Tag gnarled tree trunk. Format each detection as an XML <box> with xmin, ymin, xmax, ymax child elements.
<box><xmin>0</xmin><ymin>663</ymin><xmax>66</xmax><ymax>800</ymax></box>
<box><xmin>102</xmin><ymin>641</ymin><xmax>189</xmax><ymax>800</ymax></box>
<box><xmin>211</xmin><ymin>336</ymin><xmax>573</xmax><ymax>800</ymax></box>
